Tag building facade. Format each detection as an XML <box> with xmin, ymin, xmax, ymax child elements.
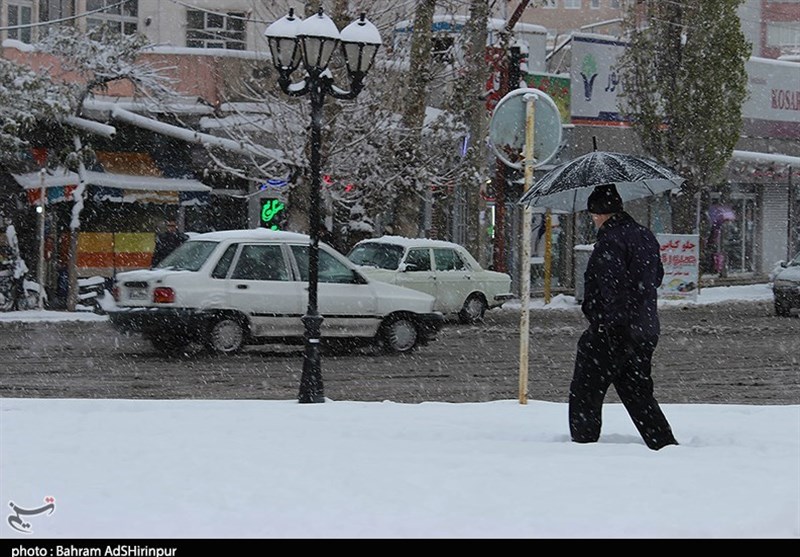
<box><xmin>1</xmin><ymin>0</ymin><xmax>798</xmax><ymax>301</ymax></box>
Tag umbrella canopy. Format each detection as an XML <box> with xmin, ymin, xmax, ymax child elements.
<box><xmin>518</xmin><ymin>151</ymin><xmax>685</xmax><ymax>213</ymax></box>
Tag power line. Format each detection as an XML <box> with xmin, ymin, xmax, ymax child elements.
<box><xmin>0</xmin><ymin>1</ymin><xmax>127</xmax><ymax>32</ymax></box>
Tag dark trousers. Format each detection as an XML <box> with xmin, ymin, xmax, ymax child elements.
<box><xmin>569</xmin><ymin>329</ymin><xmax>677</xmax><ymax>450</ymax></box>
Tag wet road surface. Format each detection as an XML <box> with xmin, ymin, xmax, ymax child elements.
<box><xmin>0</xmin><ymin>300</ymin><xmax>797</xmax><ymax>405</ymax></box>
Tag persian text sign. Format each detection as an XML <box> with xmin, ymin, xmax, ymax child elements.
<box><xmin>657</xmin><ymin>234</ymin><xmax>699</xmax><ymax>301</ymax></box>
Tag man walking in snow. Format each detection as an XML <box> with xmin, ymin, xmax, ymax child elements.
<box><xmin>569</xmin><ymin>184</ymin><xmax>678</xmax><ymax>451</ymax></box>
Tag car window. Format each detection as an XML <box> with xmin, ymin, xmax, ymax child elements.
<box><xmin>291</xmin><ymin>245</ymin><xmax>357</xmax><ymax>284</ymax></box>
<box><xmin>404</xmin><ymin>248</ymin><xmax>431</xmax><ymax>271</ymax></box>
<box><xmin>231</xmin><ymin>244</ymin><xmax>289</xmax><ymax>281</ymax></box>
<box><xmin>433</xmin><ymin>248</ymin><xmax>467</xmax><ymax>271</ymax></box>
<box><xmin>790</xmin><ymin>253</ymin><xmax>800</xmax><ymax>266</ymax></box>
<box><xmin>155</xmin><ymin>241</ymin><xmax>219</xmax><ymax>271</ymax></box>
<box><xmin>347</xmin><ymin>242</ymin><xmax>403</xmax><ymax>270</ymax></box>
<box><xmin>211</xmin><ymin>244</ymin><xmax>238</xmax><ymax>279</ymax></box>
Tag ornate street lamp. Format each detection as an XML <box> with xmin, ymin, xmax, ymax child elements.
<box><xmin>264</xmin><ymin>8</ymin><xmax>381</xmax><ymax>404</ymax></box>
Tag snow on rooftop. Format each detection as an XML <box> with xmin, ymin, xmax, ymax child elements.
<box><xmin>357</xmin><ymin>235</ymin><xmax>471</xmax><ymax>250</ymax></box>
<box><xmin>191</xmin><ymin>228</ymin><xmax>310</xmax><ymax>243</ymax></box>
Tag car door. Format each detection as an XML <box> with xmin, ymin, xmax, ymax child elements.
<box><xmin>225</xmin><ymin>243</ymin><xmax>304</xmax><ymax>338</ymax></box>
<box><xmin>395</xmin><ymin>247</ymin><xmax>437</xmax><ymax>301</ymax></box>
<box><xmin>432</xmin><ymin>247</ymin><xmax>472</xmax><ymax>313</ymax></box>
<box><xmin>290</xmin><ymin>245</ymin><xmax>379</xmax><ymax>338</ymax></box>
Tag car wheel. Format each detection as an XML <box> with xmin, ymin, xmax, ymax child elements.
<box><xmin>380</xmin><ymin>315</ymin><xmax>419</xmax><ymax>354</ymax></box>
<box><xmin>206</xmin><ymin>316</ymin><xmax>246</xmax><ymax>354</ymax></box>
<box><xmin>150</xmin><ymin>334</ymin><xmax>190</xmax><ymax>354</ymax></box>
<box><xmin>459</xmin><ymin>294</ymin><xmax>487</xmax><ymax>324</ymax></box>
<box><xmin>774</xmin><ymin>298</ymin><xmax>791</xmax><ymax>317</ymax></box>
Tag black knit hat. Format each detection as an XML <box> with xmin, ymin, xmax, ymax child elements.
<box><xmin>587</xmin><ymin>184</ymin><xmax>623</xmax><ymax>214</ymax></box>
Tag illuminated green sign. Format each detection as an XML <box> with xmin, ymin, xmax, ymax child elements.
<box><xmin>261</xmin><ymin>199</ymin><xmax>285</xmax><ymax>230</ymax></box>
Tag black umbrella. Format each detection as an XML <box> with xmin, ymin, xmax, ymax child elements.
<box><xmin>518</xmin><ymin>151</ymin><xmax>685</xmax><ymax>213</ymax></box>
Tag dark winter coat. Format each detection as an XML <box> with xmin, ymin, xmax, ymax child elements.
<box><xmin>581</xmin><ymin>211</ymin><xmax>664</xmax><ymax>340</ymax></box>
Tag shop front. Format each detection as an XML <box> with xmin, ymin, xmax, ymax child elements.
<box><xmin>12</xmin><ymin>154</ymin><xmax>210</xmax><ymax>303</ymax></box>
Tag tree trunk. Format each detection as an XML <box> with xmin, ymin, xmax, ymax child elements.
<box><xmin>67</xmin><ymin>231</ymin><xmax>78</xmax><ymax>311</ymax></box>
<box><xmin>671</xmin><ymin>188</ymin><xmax>697</xmax><ymax>236</ymax></box>
<box><xmin>462</xmin><ymin>0</ymin><xmax>490</xmax><ymax>265</ymax></box>
<box><xmin>287</xmin><ymin>175</ymin><xmax>311</xmax><ymax>233</ymax></box>
<box><xmin>393</xmin><ymin>0</ymin><xmax>437</xmax><ymax>238</ymax></box>
<box><xmin>66</xmin><ymin>134</ymin><xmax>89</xmax><ymax>312</ymax></box>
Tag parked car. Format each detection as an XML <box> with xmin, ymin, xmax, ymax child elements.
<box><xmin>347</xmin><ymin>236</ymin><xmax>514</xmax><ymax>323</ymax></box>
<box><xmin>108</xmin><ymin>229</ymin><xmax>444</xmax><ymax>354</ymax></box>
<box><xmin>772</xmin><ymin>251</ymin><xmax>800</xmax><ymax>317</ymax></box>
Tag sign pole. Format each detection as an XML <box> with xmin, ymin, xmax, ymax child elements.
<box><xmin>518</xmin><ymin>93</ymin><xmax>536</xmax><ymax>405</ymax></box>
<box><xmin>486</xmin><ymin>87</ymin><xmax>563</xmax><ymax>406</ymax></box>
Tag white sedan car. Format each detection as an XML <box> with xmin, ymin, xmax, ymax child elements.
<box><xmin>108</xmin><ymin>229</ymin><xmax>444</xmax><ymax>354</ymax></box>
<box><xmin>347</xmin><ymin>236</ymin><xmax>514</xmax><ymax>323</ymax></box>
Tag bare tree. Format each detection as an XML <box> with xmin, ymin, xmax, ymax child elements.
<box><xmin>0</xmin><ymin>59</ymin><xmax>74</xmax><ymax>165</ymax></box>
<box><xmin>459</xmin><ymin>0</ymin><xmax>490</xmax><ymax>264</ymax></box>
<box><xmin>201</xmin><ymin>1</ymin><xmax>466</xmax><ymax>249</ymax></box>
<box><xmin>392</xmin><ymin>0</ymin><xmax>437</xmax><ymax>238</ymax></box>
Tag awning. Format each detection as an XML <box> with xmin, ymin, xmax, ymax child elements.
<box><xmin>729</xmin><ymin>150</ymin><xmax>800</xmax><ymax>183</ymax></box>
<box><xmin>732</xmin><ymin>150</ymin><xmax>800</xmax><ymax>167</ymax></box>
<box><xmin>12</xmin><ymin>165</ymin><xmax>211</xmax><ymax>206</ymax></box>
<box><xmin>13</xmin><ymin>169</ymin><xmax>210</xmax><ymax>192</ymax></box>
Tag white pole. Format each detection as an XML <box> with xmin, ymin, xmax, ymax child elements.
<box><xmin>37</xmin><ymin>169</ymin><xmax>46</xmax><ymax>310</ymax></box>
<box><xmin>518</xmin><ymin>93</ymin><xmax>536</xmax><ymax>405</ymax></box>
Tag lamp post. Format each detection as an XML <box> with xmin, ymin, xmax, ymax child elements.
<box><xmin>264</xmin><ymin>8</ymin><xmax>381</xmax><ymax>404</ymax></box>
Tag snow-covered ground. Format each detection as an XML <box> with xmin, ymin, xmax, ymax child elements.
<box><xmin>1</xmin><ymin>282</ymin><xmax>798</xmax><ymax>538</ymax></box>
<box><xmin>505</xmin><ymin>282</ymin><xmax>775</xmax><ymax>310</ymax></box>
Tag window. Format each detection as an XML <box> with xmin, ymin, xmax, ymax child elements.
<box><xmin>564</xmin><ymin>0</ymin><xmax>581</xmax><ymax>8</ymax></box>
<box><xmin>290</xmin><ymin>246</ymin><xmax>356</xmax><ymax>284</ymax></box>
<box><xmin>542</xmin><ymin>0</ymin><xmax>557</xmax><ymax>8</ymax></box>
<box><xmin>767</xmin><ymin>23</ymin><xmax>800</xmax><ymax>49</ymax></box>
<box><xmin>86</xmin><ymin>0</ymin><xmax>138</xmax><ymax>35</ymax></box>
<box><xmin>231</xmin><ymin>245</ymin><xmax>289</xmax><ymax>281</ymax></box>
<box><xmin>186</xmin><ymin>9</ymin><xmax>246</xmax><ymax>50</ymax></box>
<box><xmin>610</xmin><ymin>0</ymin><xmax>621</xmax><ymax>8</ymax></box>
<box><xmin>7</xmin><ymin>1</ymin><xmax>32</xmax><ymax>43</ymax></box>
<box><xmin>211</xmin><ymin>244</ymin><xmax>238</xmax><ymax>279</ymax></box>
<box><xmin>155</xmin><ymin>241</ymin><xmax>219</xmax><ymax>272</ymax></box>
<box><xmin>347</xmin><ymin>243</ymin><xmax>403</xmax><ymax>270</ymax></box>
<box><xmin>433</xmin><ymin>249</ymin><xmax>467</xmax><ymax>271</ymax></box>
<box><xmin>404</xmin><ymin>249</ymin><xmax>432</xmax><ymax>272</ymax></box>
<box><xmin>590</xmin><ymin>0</ymin><xmax>601</xmax><ymax>8</ymax></box>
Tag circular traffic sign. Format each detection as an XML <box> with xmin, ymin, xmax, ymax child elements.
<box><xmin>488</xmin><ymin>88</ymin><xmax>562</xmax><ymax>170</ymax></box>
